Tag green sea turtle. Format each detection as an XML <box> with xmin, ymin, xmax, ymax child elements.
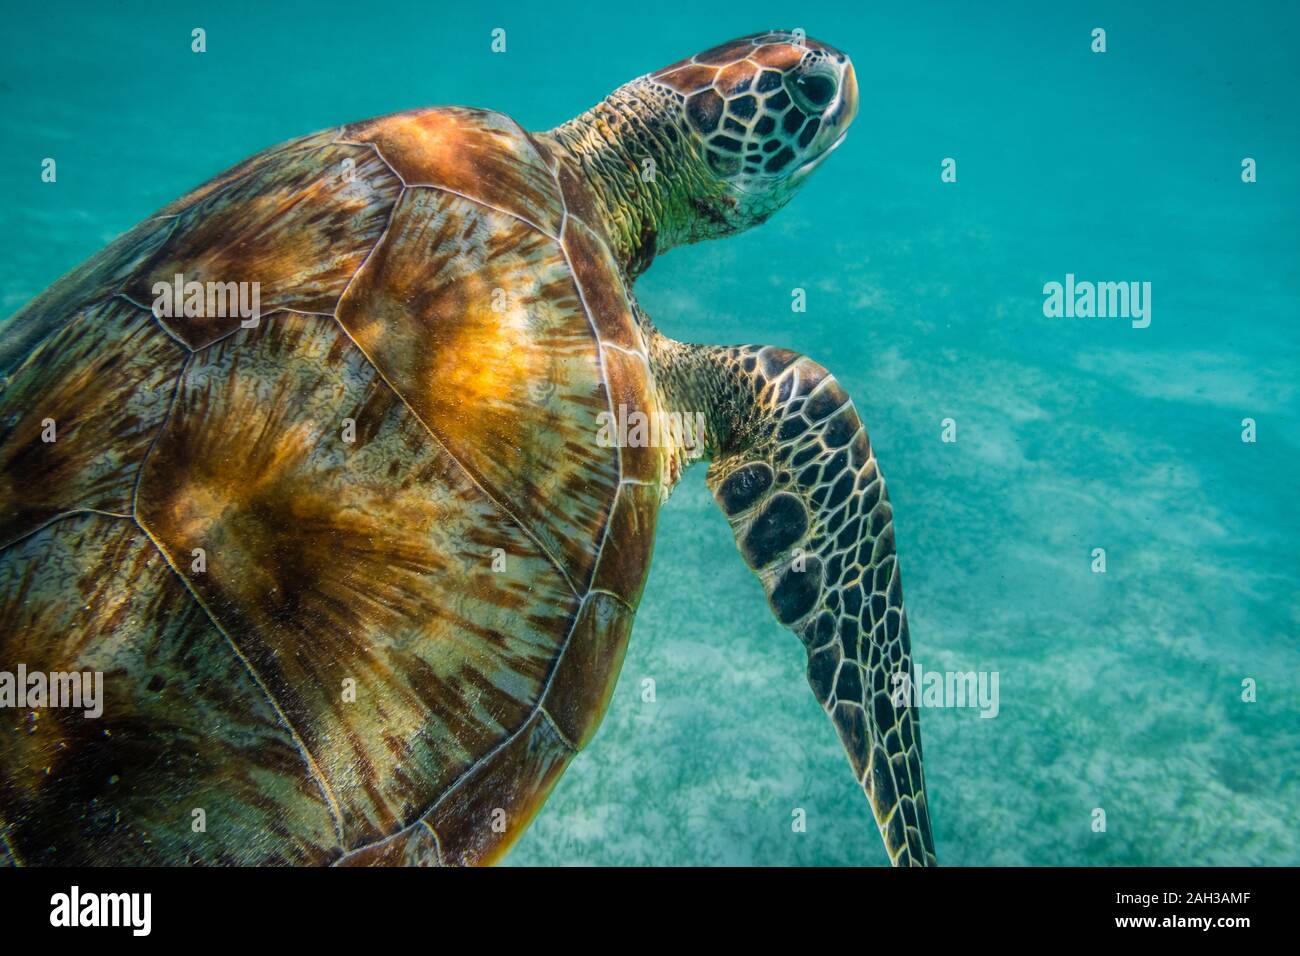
<box><xmin>0</xmin><ymin>31</ymin><xmax>936</xmax><ymax>866</ymax></box>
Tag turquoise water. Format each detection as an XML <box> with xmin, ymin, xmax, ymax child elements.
<box><xmin>2</xmin><ymin>1</ymin><xmax>1296</xmax><ymax>865</ymax></box>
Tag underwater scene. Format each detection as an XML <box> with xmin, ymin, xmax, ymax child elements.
<box><xmin>0</xmin><ymin>0</ymin><xmax>1296</xmax><ymax>867</ymax></box>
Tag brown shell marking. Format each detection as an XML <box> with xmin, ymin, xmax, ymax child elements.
<box><xmin>334</xmin><ymin>818</ymin><xmax>442</xmax><ymax>866</ymax></box>
<box><xmin>1</xmin><ymin>104</ymin><xmax>665</xmax><ymax>864</ymax></box>
<box><xmin>591</xmin><ymin>481</ymin><xmax>660</xmax><ymax>609</ymax></box>
<box><xmin>561</xmin><ymin>216</ymin><xmax>645</xmax><ymax>354</ymax></box>
<box><xmin>0</xmin><ymin>298</ymin><xmax>184</xmax><ymax>549</ymax></box>
<box><xmin>0</xmin><ymin>514</ymin><xmax>339</xmax><ymax>865</ymax></box>
<box><xmin>556</xmin><ymin>160</ymin><xmax>602</xmax><ymax>234</ymax></box>
<box><xmin>336</xmin><ymin>187</ymin><xmax>620</xmax><ymax>592</ymax></box>
<box><xmin>135</xmin><ymin>315</ymin><xmax>581</xmax><ymax>846</ymax></box>
<box><xmin>124</xmin><ymin>142</ymin><xmax>402</xmax><ymax>349</ymax></box>
<box><xmin>423</xmin><ymin>708</ymin><xmax>574</xmax><ymax>866</ymax></box>
<box><xmin>340</xmin><ymin>108</ymin><xmax>564</xmax><ymax>237</ymax></box>
<box><xmin>598</xmin><ymin>345</ymin><xmax>662</xmax><ymax>485</ymax></box>
<box><xmin>540</xmin><ymin>592</ymin><xmax>635</xmax><ymax>750</ymax></box>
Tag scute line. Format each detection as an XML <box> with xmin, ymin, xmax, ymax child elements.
<box><xmin>1</xmin><ymin>219</ymin><xmax>184</xmax><ymax>383</ymax></box>
<box><xmin>412</xmin><ymin>182</ymin><xmax>558</xmax><ymax>241</ymax></box>
<box><xmin>333</xmin><ymin>138</ymin><xmax>409</xmax><ymax>187</ymax></box>
<box><xmin>115</xmin><ymin>292</ymin><xmax>192</xmax><ymax>351</ymax></box>
<box><xmin>555</xmin><ymin>210</ymin><xmax>624</xmax><ymax>587</ymax></box>
<box><xmin>324</xmin><ymin>179</ymin><xmax>585</xmax><ymax>598</ymax></box>
<box><xmin>325</xmin><ymin>316</ymin><xmax>583</xmax><ymax>598</ymax></box>
<box><xmin>345</xmin><ymin>592</ymin><xmax>594</xmax><ymax>860</ymax></box>
<box><xmin>515</xmin><ymin>174</ymin><xmax>630</xmax><ymax>782</ymax></box>
<box><xmin>539</xmin><ymin>705</ymin><xmax>579</xmax><ymax>753</ymax></box>
<box><xmin>128</xmin><ymin>350</ymin><xmax>191</xmax><ymax>513</ymax></box>
<box><xmin>421</xmin><ymin>820</ymin><xmax>445</xmax><ymax>866</ymax></box>
<box><xmin>0</xmin><ymin>508</ymin><xmax>132</xmax><ymax>556</ymax></box>
<box><xmin>603</xmin><ymin>340</ymin><xmax>652</xmax><ymax>368</ymax></box>
<box><xmin>589</xmin><ymin>586</ymin><xmax>635</xmax><ymax>614</ymax></box>
<box><xmin>339</xmin><ymin>137</ymin><xmax>560</xmax><ymax>248</ymax></box>
<box><xmin>186</xmin><ymin>307</ymin><xmax>338</xmax><ymax>355</ymax></box>
<box><xmin>132</xmin><ymin>518</ymin><xmax>349</xmax><ymax>854</ymax></box>
<box><xmin>128</xmin><ymin>348</ymin><xmax>347</xmax><ymax>850</ymax></box>
<box><xmin>423</xmin><ymin>702</ymin><xmax>563</xmax><ymax>824</ymax></box>
<box><xmin>222</xmin><ymin>310</ymin><xmax>585</xmax><ymax>604</ymax></box>
<box><xmin>502</xmin><ymin>114</ymin><xmax>561</xmax><ymax>175</ymax></box>
<box><xmin>329</xmin><ymin>816</ymin><xmax>443</xmax><ymax>867</ymax></box>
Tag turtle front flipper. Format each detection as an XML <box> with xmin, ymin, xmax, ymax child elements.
<box><xmin>655</xmin><ymin>337</ymin><xmax>937</xmax><ymax>866</ymax></box>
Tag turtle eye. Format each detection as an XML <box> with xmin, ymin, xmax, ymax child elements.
<box><xmin>791</xmin><ymin>72</ymin><xmax>837</xmax><ymax>112</ymax></box>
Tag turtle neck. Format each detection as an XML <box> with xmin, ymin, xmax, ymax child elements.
<box><xmin>540</xmin><ymin>77</ymin><xmax>735</xmax><ymax>278</ymax></box>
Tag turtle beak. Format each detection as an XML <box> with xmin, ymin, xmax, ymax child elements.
<box><xmin>838</xmin><ymin>61</ymin><xmax>859</xmax><ymax>130</ymax></box>
<box><xmin>792</xmin><ymin>60</ymin><xmax>858</xmax><ymax>182</ymax></box>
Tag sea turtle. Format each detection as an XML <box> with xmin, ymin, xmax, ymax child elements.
<box><xmin>0</xmin><ymin>31</ymin><xmax>936</xmax><ymax>867</ymax></box>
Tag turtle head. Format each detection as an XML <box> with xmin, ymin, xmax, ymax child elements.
<box><xmin>650</xmin><ymin>31</ymin><xmax>859</xmax><ymax>233</ymax></box>
<box><xmin>546</xmin><ymin>31</ymin><xmax>857</xmax><ymax>274</ymax></box>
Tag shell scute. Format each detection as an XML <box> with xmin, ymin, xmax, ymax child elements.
<box><xmin>0</xmin><ymin>514</ymin><xmax>339</xmax><ymax>865</ymax></box>
<box><xmin>423</xmin><ymin>709</ymin><xmax>574</xmax><ymax>866</ymax></box>
<box><xmin>123</xmin><ymin>141</ymin><xmax>402</xmax><ymax>349</ymax></box>
<box><xmin>335</xmin><ymin>822</ymin><xmax>441</xmax><ymax>867</ymax></box>
<box><xmin>590</xmin><ymin>481</ymin><xmax>660</xmax><ymax>608</ymax></box>
<box><xmin>340</xmin><ymin>107</ymin><xmax>563</xmax><ymax>236</ymax></box>
<box><xmin>541</xmin><ymin>591</ymin><xmax>635</xmax><ymax>749</ymax></box>
<box><xmin>0</xmin><ymin>298</ymin><xmax>185</xmax><ymax>548</ymax></box>
<box><xmin>598</xmin><ymin>345</ymin><xmax>662</xmax><ymax>485</ymax></box>
<box><xmin>561</xmin><ymin>215</ymin><xmax>645</xmax><ymax>354</ymax></box>
<box><xmin>134</xmin><ymin>315</ymin><xmax>580</xmax><ymax>847</ymax></box>
<box><xmin>336</xmin><ymin>186</ymin><xmax>621</xmax><ymax>591</ymax></box>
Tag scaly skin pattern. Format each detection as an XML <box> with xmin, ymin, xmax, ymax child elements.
<box><xmin>648</xmin><ymin>325</ymin><xmax>937</xmax><ymax>866</ymax></box>
<box><xmin>541</xmin><ymin>30</ymin><xmax>857</xmax><ymax>276</ymax></box>
<box><xmin>542</xmin><ymin>79</ymin><xmax>726</xmax><ymax>276</ymax></box>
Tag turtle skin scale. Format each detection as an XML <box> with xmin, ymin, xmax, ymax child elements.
<box><xmin>0</xmin><ymin>108</ymin><xmax>666</xmax><ymax>866</ymax></box>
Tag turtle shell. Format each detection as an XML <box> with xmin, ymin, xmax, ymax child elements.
<box><xmin>0</xmin><ymin>108</ymin><xmax>665</xmax><ymax>865</ymax></box>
